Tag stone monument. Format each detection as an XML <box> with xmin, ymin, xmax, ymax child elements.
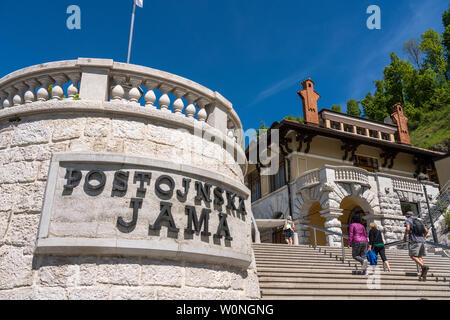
<box><xmin>0</xmin><ymin>58</ymin><xmax>260</xmax><ymax>300</ymax></box>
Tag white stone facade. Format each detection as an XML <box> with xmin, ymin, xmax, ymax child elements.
<box><xmin>0</xmin><ymin>59</ymin><xmax>260</xmax><ymax>300</ymax></box>
<box><xmin>252</xmin><ymin>165</ymin><xmax>441</xmax><ymax>247</ymax></box>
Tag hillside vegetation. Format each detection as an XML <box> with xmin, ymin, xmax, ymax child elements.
<box><xmin>342</xmin><ymin>6</ymin><xmax>450</xmax><ymax>153</ymax></box>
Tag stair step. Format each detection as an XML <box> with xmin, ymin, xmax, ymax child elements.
<box><xmin>254</xmin><ymin>259</ymin><xmax>450</xmax><ymax>269</ymax></box>
<box><xmin>253</xmin><ymin>249</ymin><xmax>449</xmax><ymax>259</ymax></box>
<box><xmin>260</xmin><ymin>288</ymin><xmax>450</xmax><ymax>298</ymax></box>
<box><xmin>258</xmin><ymin>278</ymin><xmax>450</xmax><ymax>287</ymax></box>
<box><xmin>253</xmin><ymin>244</ymin><xmax>450</xmax><ymax>299</ymax></box>
<box><xmin>258</xmin><ymin>282</ymin><xmax>450</xmax><ymax>291</ymax></box>
<box><xmin>257</xmin><ymin>273</ymin><xmax>450</xmax><ymax>282</ymax></box>
<box><xmin>255</xmin><ymin>264</ymin><xmax>450</xmax><ymax>275</ymax></box>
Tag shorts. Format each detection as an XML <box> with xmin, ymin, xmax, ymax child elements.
<box><xmin>409</xmin><ymin>242</ymin><xmax>426</xmax><ymax>257</ymax></box>
<box><xmin>284</xmin><ymin>230</ymin><xmax>294</xmax><ymax>239</ymax></box>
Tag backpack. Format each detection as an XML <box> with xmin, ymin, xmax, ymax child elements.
<box><xmin>411</xmin><ymin>218</ymin><xmax>425</xmax><ymax>236</ymax></box>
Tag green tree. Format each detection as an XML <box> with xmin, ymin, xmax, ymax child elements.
<box><xmin>284</xmin><ymin>115</ymin><xmax>303</xmax><ymax>123</ymax></box>
<box><xmin>352</xmin><ymin>7</ymin><xmax>450</xmax><ymax>152</ymax></box>
<box><xmin>403</xmin><ymin>38</ymin><xmax>422</xmax><ymax>68</ymax></box>
<box><xmin>442</xmin><ymin>5</ymin><xmax>450</xmax><ymax>78</ymax></box>
<box><xmin>346</xmin><ymin>99</ymin><xmax>361</xmax><ymax>117</ymax></box>
<box><xmin>419</xmin><ymin>29</ymin><xmax>446</xmax><ymax>77</ymax></box>
<box><xmin>331</xmin><ymin>104</ymin><xmax>341</xmax><ymax>112</ymax></box>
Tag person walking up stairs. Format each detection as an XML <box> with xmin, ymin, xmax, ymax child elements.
<box><xmin>403</xmin><ymin>211</ymin><xmax>430</xmax><ymax>281</ymax></box>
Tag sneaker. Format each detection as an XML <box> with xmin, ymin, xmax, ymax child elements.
<box><xmin>362</xmin><ymin>260</ymin><xmax>369</xmax><ymax>272</ymax></box>
<box><xmin>421</xmin><ymin>265</ymin><xmax>429</xmax><ymax>281</ymax></box>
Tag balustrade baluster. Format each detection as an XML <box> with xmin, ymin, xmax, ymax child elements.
<box><xmin>13</xmin><ymin>83</ymin><xmax>27</xmax><ymax>106</ymax></box>
<box><xmin>128</xmin><ymin>77</ymin><xmax>143</xmax><ymax>104</ymax></box>
<box><xmin>37</xmin><ymin>76</ymin><xmax>52</xmax><ymax>101</ymax></box>
<box><xmin>172</xmin><ymin>88</ymin><xmax>186</xmax><ymax>116</ymax></box>
<box><xmin>144</xmin><ymin>80</ymin><xmax>158</xmax><ymax>109</ymax></box>
<box><xmin>24</xmin><ymin>79</ymin><xmax>39</xmax><ymax>103</ymax></box>
<box><xmin>227</xmin><ymin>120</ymin><xmax>236</xmax><ymax>141</ymax></box>
<box><xmin>67</xmin><ymin>73</ymin><xmax>81</xmax><ymax>99</ymax></box>
<box><xmin>51</xmin><ymin>74</ymin><xmax>68</xmax><ymax>100</ymax></box>
<box><xmin>3</xmin><ymin>87</ymin><xmax>15</xmax><ymax>108</ymax></box>
<box><xmin>158</xmin><ymin>84</ymin><xmax>172</xmax><ymax>112</ymax></box>
<box><xmin>184</xmin><ymin>93</ymin><xmax>198</xmax><ymax>118</ymax></box>
<box><xmin>196</xmin><ymin>98</ymin><xmax>209</xmax><ymax>122</ymax></box>
<box><xmin>111</xmin><ymin>75</ymin><xmax>126</xmax><ymax>101</ymax></box>
<box><xmin>0</xmin><ymin>91</ymin><xmax>6</xmax><ymax>109</ymax></box>
<box><xmin>227</xmin><ymin>129</ymin><xmax>235</xmax><ymax>140</ymax></box>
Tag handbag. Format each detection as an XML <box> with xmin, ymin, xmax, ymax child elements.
<box><xmin>366</xmin><ymin>249</ymin><xmax>378</xmax><ymax>266</ymax></box>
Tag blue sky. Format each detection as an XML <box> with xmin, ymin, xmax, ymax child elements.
<box><xmin>0</xmin><ymin>0</ymin><xmax>448</xmax><ymax>132</ymax></box>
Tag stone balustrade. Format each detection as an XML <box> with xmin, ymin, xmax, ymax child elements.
<box><xmin>334</xmin><ymin>166</ymin><xmax>369</xmax><ymax>185</ymax></box>
<box><xmin>298</xmin><ymin>168</ymin><xmax>321</xmax><ymax>188</ymax></box>
<box><xmin>297</xmin><ymin>165</ymin><xmax>371</xmax><ymax>189</ymax></box>
<box><xmin>0</xmin><ymin>58</ymin><xmax>243</xmax><ymax>145</ymax></box>
<box><xmin>392</xmin><ymin>176</ymin><xmax>422</xmax><ymax>193</ymax></box>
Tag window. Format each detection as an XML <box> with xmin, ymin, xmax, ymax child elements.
<box><xmin>356</xmin><ymin>127</ymin><xmax>366</xmax><ymax>135</ymax></box>
<box><xmin>248</xmin><ymin>170</ymin><xmax>261</xmax><ymax>203</ymax></box>
<box><xmin>381</xmin><ymin>133</ymin><xmax>391</xmax><ymax>141</ymax></box>
<box><xmin>369</xmin><ymin>130</ymin><xmax>378</xmax><ymax>138</ymax></box>
<box><xmin>330</xmin><ymin>121</ymin><xmax>341</xmax><ymax>130</ymax></box>
<box><xmin>354</xmin><ymin>155</ymin><xmax>379</xmax><ymax>172</ymax></box>
<box><xmin>344</xmin><ymin>124</ymin><xmax>353</xmax><ymax>133</ymax></box>
<box><xmin>270</xmin><ymin>157</ymin><xmax>287</xmax><ymax>193</ymax></box>
<box><xmin>401</xmin><ymin>202</ymin><xmax>420</xmax><ymax>217</ymax></box>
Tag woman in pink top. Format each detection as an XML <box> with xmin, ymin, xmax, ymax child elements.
<box><xmin>348</xmin><ymin>215</ymin><xmax>369</xmax><ymax>274</ymax></box>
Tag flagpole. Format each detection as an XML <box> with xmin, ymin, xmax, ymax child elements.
<box><xmin>127</xmin><ymin>1</ymin><xmax>137</xmax><ymax>64</ymax></box>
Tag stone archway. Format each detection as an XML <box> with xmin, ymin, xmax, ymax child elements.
<box><xmin>307</xmin><ymin>201</ymin><xmax>326</xmax><ymax>246</ymax></box>
<box><xmin>292</xmin><ymin>184</ymin><xmax>328</xmax><ymax>245</ymax></box>
<box><xmin>339</xmin><ymin>198</ymin><xmax>366</xmax><ymax>246</ymax></box>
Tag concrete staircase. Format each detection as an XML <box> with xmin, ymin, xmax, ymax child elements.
<box><xmin>253</xmin><ymin>243</ymin><xmax>450</xmax><ymax>300</ymax></box>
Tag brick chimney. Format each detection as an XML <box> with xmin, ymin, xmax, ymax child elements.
<box><xmin>298</xmin><ymin>78</ymin><xmax>320</xmax><ymax>125</ymax></box>
<box><xmin>391</xmin><ymin>103</ymin><xmax>411</xmax><ymax>145</ymax></box>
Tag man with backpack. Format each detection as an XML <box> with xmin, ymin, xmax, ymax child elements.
<box><xmin>403</xmin><ymin>211</ymin><xmax>429</xmax><ymax>280</ymax></box>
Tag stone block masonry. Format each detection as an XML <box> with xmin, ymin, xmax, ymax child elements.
<box><xmin>0</xmin><ymin>112</ymin><xmax>260</xmax><ymax>299</ymax></box>
<box><xmin>0</xmin><ymin>58</ymin><xmax>259</xmax><ymax>300</ymax></box>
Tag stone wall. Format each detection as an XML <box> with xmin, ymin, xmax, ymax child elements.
<box><xmin>251</xmin><ymin>186</ymin><xmax>289</xmax><ymax>220</ymax></box>
<box><xmin>0</xmin><ymin>104</ymin><xmax>260</xmax><ymax>300</ymax></box>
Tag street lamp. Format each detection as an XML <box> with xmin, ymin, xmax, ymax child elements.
<box><xmin>417</xmin><ymin>172</ymin><xmax>438</xmax><ymax>243</ymax></box>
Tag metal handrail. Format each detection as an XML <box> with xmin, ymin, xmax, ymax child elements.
<box><xmin>425</xmin><ymin>241</ymin><xmax>450</xmax><ymax>250</ymax></box>
<box><xmin>425</xmin><ymin>241</ymin><xmax>450</xmax><ymax>260</ymax></box>
<box><xmin>303</xmin><ymin>225</ymin><xmax>450</xmax><ymax>267</ymax></box>
<box><xmin>385</xmin><ymin>240</ymin><xmax>450</xmax><ymax>251</ymax></box>
<box><xmin>302</xmin><ymin>223</ymin><xmax>348</xmax><ymax>263</ymax></box>
<box><xmin>384</xmin><ymin>240</ymin><xmax>450</xmax><ymax>273</ymax></box>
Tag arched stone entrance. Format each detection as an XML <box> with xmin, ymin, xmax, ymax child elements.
<box><xmin>339</xmin><ymin>198</ymin><xmax>366</xmax><ymax>246</ymax></box>
<box><xmin>307</xmin><ymin>202</ymin><xmax>327</xmax><ymax>246</ymax></box>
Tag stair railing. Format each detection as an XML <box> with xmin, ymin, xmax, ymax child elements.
<box><xmin>425</xmin><ymin>241</ymin><xmax>450</xmax><ymax>260</ymax></box>
<box><xmin>384</xmin><ymin>240</ymin><xmax>450</xmax><ymax>273</ymax></box>
<box><xmin>302</xmin><ymin>224</ymin><xmax>349</xmax><ymax>263</ymax></box>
